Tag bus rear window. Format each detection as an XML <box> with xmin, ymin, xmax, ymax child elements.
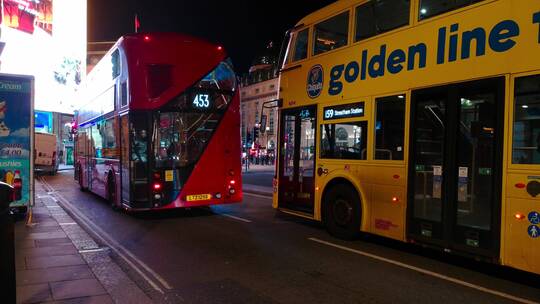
<box><xmin>314</xmin><ymin>11</ymin><xmax>349</xmax><ymax>56</ymax></box>
<box><xmin>512</xmin><ymin>75</ymin><xmax>540</xmax><ymax>164</ymax></box>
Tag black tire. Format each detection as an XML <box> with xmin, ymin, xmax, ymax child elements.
<box><xmin>108</xmin><ymin>174</ymin><xmax>119</xmax><ymax>211</ymax></box>
<box><xmin>323</xmin><ymin>183</ymin><xmax>361</xmax><ymax>240</ymax></box>
<box><xmin>78</xmin><ymin>165</ymin><xmax>86</xmax><ymax>191</ymax></box>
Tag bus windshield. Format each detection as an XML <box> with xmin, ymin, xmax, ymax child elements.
<box><xmin>152</xmin><ymin>59</ymin><xmax>236</xmax><ymax>168</ymax></box>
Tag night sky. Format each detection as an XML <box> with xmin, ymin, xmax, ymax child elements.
<box><xmin>88</xmin><ymin>0</ymin><xmax>336</xmax><ymax>73</ymax></box>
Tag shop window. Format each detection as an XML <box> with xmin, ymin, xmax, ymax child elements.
<box><xmin>292</xmin><ymin>29</ymin><xmax>309</xmax><ymax>61</ymax></box>
<box><xmin>419</xmin><ymin>0</ymin><xmax>484</xmax><ymax>20</ymax></box>
<box><xmin>320</xmin><ymin>121</ymin><xmax>368</xmax><ymax>159</ymax></box>
<box><xmin>314</xmin><ymin>11</ymin><xmax>349</xmax><ymax>56</ymax></box>
<box><xmin>375</xmin><ymin>94</ymin><xmax>406</xmax><ymax>160</ymax></box>
<box><xmin>355</xmin><ymin>0</ymin><xmax>410</xmax><ymax>41</ymax></box>
<box><xmin>513</xmin><ymin>75</ymin><xmax>540</xmax><ymax>164</ymax></box>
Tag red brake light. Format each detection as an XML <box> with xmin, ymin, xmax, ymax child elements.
<box><xmin>217</xmin><ymin>46</ymin><xmax>223</xmax><ymax>51</ymax></box>
<box><xmin>229</xmin><ymin>180</ymin><xmax>236</xmax><ymax>185</ymax></box>
<box><xmin>515</xmin><ymin>213</ymin><xmax>525</xmax><ymax>220</ymax></box>
<box><xmin>515</xmin><ymin>183</ymin><xmax>526</xmax><ymax>189</ymax></box>
<box><xmin>392</xmin><ymin>196</ymin><xmax>399</xmax><ymax>203</ymax></box>
<box><xmin>144</xmin><ymin>35</ymin><xmax>150</xmax><ymax>41</ymax></box>
<box><xmin>153</xmin><ymin>183</ymin><xmax>162</xmax><ymax>191</ymax></box>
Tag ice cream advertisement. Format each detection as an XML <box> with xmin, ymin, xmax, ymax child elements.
<box><xmin>0</xmin><ymin>74</ymin><xmax>33</xmax><ymax>209</ymax></box>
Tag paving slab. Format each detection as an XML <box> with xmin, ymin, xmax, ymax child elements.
<box><xmin>48</xmin><ymin>294</ymin><xmax>114</xmax><ymax>304</ymax></box>
<box><xmin>16</xmin><ymin>283</ymin><xmax>52</xmax><ymax>304</ymax></box>
<box><xmin>26</xmin><ymin>231</ymin><xmax>68</xmax><ymax>240</ymax></box>
<box><xmin>19</xmin><ymin>244</ymin><xmax>78</xmax><ymax>258</ymax></box>
<box><xmin>50</xmin><ymin>279</ymin><xmax>107</xmax><ymax>300</ymax></box>
<box><xmin>35</xmin><ymin>238</ymin><xmax>72</xmax><ymax>248</ymax></box>
<box><xmin>25</xmin><ymin>254</ymin><xmax>85</xmax><ymax>269</ymax></box>
<box><xmin>17</xmin><ymin>265</ymin><xmax>94</xmax><ymax>286</ymax></box>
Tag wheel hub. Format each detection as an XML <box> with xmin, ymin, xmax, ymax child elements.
<box><xmin>333</xmin><ymin>198</ymin><xmax>353</xmax><ymax>226</ymax></box>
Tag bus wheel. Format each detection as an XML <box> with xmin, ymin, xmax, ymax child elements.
<box><xmin>78</xmin><ymin>165</ymin><xmax>86</xmax><ymax>192</ymax></box>
<box><xmin>108</xmin><ymin>175</ymin><xmax>119</xmax><ymax>211</ymax></box>
<box><xmin>323</xmin><ymin>183</ymin><xmax>361</xmax><ymax>240</ymax></box>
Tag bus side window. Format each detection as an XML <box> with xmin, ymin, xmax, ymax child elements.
<box><xmin>314</xmin><ymin>11</ymin><xmax>349</xmax><ymax>56</ymax></box>
<box><xmin>512</xmin><ymin>75</ymin><xmax>540</xmax><ymax>164</ymax></box>
<box><xmin>320</xmin><ymin>121</ymin><xmax>368</xmax><ymax>160</ymax></box>
<box><xmin>419</xmin><ymin>0</ymin><xmax>484</xmax><ymax>21</ymax></box>
<box><xmin>375</xmin><ymin>94</ymin><xmax>406</xmax><ymax>160</ymax></box>
<box><xmin>121</xmin><ymin>82</ymin><xmax>128</xmax><ymax>106</ymax></box>
<box><xmin>292</xmin><ymin>29</ymin><xmax>309</xmax><ymax>62</ymax></box>
<box><xmin>355</xmin><ymin>0</ymin><xmax>410</xmax><ymax>42</ymax></box>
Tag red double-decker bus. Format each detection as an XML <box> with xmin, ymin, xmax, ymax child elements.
<box><xmin>74</xmin><ymin>33</ymin><xmax>242</xmax><ymax>211</ymax></box>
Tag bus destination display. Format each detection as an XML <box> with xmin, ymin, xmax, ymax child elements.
<box><xmin>323</xmin><ymin>102</ymin><xmax>364</xmax><ymax>120</ymax></box>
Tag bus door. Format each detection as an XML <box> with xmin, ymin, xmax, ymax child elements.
<box><xmin>120</xmin><ymin>114</ymin><xmax>130</xmax><ymax>204</ymax></box>
<box><xmin>408</xmin><ymin>77</ymin><xmax>504</xmax><ymax>258</ymax></box>
<box><xmin>278</xmin><ymin>106</ymin><xmax>317</xmax><ymax>213</ymax></box>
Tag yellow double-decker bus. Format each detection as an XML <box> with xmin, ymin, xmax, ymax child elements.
<box><xmin>273</xmin><ymin>0</ymin><xmax>540</xmax><ymax>275</ymax></box>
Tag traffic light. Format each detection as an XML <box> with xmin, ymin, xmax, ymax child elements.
<box><xmin>253</xmin><ymin>127</ymin><xmax>259</xmax><ymax>140</ymax></box>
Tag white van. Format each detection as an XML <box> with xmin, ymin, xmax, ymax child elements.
<box><xmin>35</xmin><ymin>132</ymin><xmax>58</xmax><ymax>175</ymax></box>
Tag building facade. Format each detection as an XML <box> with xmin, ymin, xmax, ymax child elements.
<box><xmin>240</xmin><ymin>69</ymin><xmax>279</xmax><ymax>165</ymax></box>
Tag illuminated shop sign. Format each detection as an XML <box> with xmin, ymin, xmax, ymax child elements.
<box><xmin>323</xmin><ymin>102</ymin><xmax>364</xmax><ymax>120</ymax></box>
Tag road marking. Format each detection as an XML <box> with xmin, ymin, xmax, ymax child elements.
<box><xmin>309</xmin><ymin>237</ymin><xmax>539</xmax><ymax>304</ymax></box>
<box><xmin>79</xmin><ymin>247</ymin><xmax>108</xmax><ymax>253</ymax></box>
<box><xmin>59</xmin><ymin>222</ymin><xmax>77</xmax><ymax>226</ymax></box>
<box><xmin>39</xmin><ymin>177</ymin><xmax>172</xmax><ymax>293</ymax></box>
<box><xmin>243</xmin><ymin>192</ymin><xmax>272</xmax><ymax>200</ymax></box>
<box><xmin>220</xmin><ymin>213</ymin><xmax>252</xmax><ymax>223</ymax></box>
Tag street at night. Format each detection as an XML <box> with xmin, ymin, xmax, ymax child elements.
<box><xmin>26</xmin><ymin>170</ymin><xmax>539</xmax><ymax>304</ymax></box>
<box><xmin>3</xmin><ymin>1</ymin><xmax>540</xmax><ymax>303</ymax></box>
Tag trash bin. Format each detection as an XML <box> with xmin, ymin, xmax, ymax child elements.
<box><xmin>0</xmin><ymin>182</ymin><xmax>15</xmax><ymax>304</ymax></box>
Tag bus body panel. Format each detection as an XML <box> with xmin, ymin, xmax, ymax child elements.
<box><xmin>280</xmin><ymin>0</ymin><xmax>540</xmax><ymax>110</ymax></box>
<box><xmin>154</xmin><ymin>91</ymin><xmax>243</xmax><ymax>209</ymax></box>
<box><xmin>76</xmin><ymin>33</ymin><xmax>240</xmax><ymax>211</ymax></box>
<box><xmin>121</xmin><ymin>33</ymin><xmax>226</xmax><ymax>111</ymax></box>
<box><xmin>276</xmin><ymin>0</ymin><xmax>540</xmax><ymax>274</ymax></box>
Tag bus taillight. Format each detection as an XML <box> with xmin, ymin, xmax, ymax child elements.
<box><xmin>153</xmin><ymin>183</ymin><xmax>162</xmax><ymax>191</ymax></box>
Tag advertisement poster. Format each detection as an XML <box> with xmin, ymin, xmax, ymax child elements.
<box><xmin>0</xmin><ymin>0</ymin><xmax>86</xmax><ymax>114</ymax></box>
<box><xmin>0</xmin><ymin>74</ymin><xmax>33</xmax><ymax>210</ymax></box>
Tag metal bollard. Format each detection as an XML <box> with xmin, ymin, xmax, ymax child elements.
<box><xmin>0</xmin><ymin>182</ymin><xmax>15</xmax><ymax>304</ymax></box>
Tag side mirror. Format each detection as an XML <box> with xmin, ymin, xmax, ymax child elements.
<box><xmin>0</xmin><ymin>182</ymin><xmax>14</xmax><ymax>212</ymax></box>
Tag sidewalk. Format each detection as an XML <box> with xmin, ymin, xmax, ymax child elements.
<box><xmin>242</xmin><ymin>164</ymin><xmax>275</xmax><ymax>173</ymax></box>
<box><xmin>15</xmin><ymin>180</ymin><xmax>152</xmax><ymax>304</ymax></box>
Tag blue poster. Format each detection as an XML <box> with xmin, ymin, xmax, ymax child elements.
<box><xmin>0</xmin><ymin>74</ymin><xmax>33</xmax><ymax>209</ymax></box>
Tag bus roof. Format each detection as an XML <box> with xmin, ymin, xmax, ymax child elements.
<box><xmin>296</xmin><ymin>0</ymin><xmax>357</xmax><ymax>27</ymax></box>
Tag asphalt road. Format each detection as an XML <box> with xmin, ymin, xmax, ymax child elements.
<box><xmin>242</xmin><ymin>169</ymin><xmax>274</xmax><ymax>187</ymax></box>
<box><xmin>39</xmin><ymin>171</ymin><xmax>540</xmax><ymax>304</ymax></box>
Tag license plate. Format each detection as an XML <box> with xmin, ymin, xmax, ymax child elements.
<box><xmin>186</xmin><ymin>194</ymin><xmax>212</xmax><ymax>201</ymax></box>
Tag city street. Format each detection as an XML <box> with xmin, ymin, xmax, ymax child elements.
<box><xmin>33</xmin><ymin>170</ymin><xmax>540</xmax><ymax>304</ymax></box>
